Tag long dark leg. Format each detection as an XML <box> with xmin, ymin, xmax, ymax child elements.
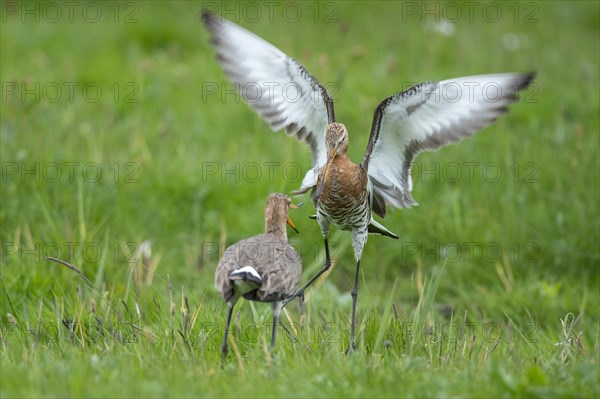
<box><xmin>347</xmin><ymin>258</ymin><xmax>361</xmax><ymax>354</ymax></box>
<box><xmin>271</xmin><ymin>313</ymin><xmax>278</xmax><ymax>348</ymax></box>
<box><xmin>221</xmin><ymin>302</ymin><xmax>234</xmax><ymax>365</ymax></box>
<box><xmin>283</xmin><ymin>238</ymin><xmax>331</xmax><ymax>307</ymax></box>
<box><xmin>270</xmin><ymin>302</ymin><xmax>283</xmax><ymax>348</ymax></box>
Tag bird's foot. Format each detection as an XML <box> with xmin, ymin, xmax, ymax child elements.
<box><xmin>345</xmin><ymin>341</ymin><xmax>357</xmax><ymax>356</ymax></box>
<box><xmin>220</xmin><ymin>344</ymin><xmax>228</xmax><ymax>368</ymax></box>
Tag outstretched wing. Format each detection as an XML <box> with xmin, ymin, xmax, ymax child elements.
<box><xmin>202</xmin><ymin>12</ymin><xmax>335</xmax><ymax>191</ymax></box>
<box><xmin>362</xmin><ymin>73</ymin><xmax>535</xmax><ymax>218</ymax></box>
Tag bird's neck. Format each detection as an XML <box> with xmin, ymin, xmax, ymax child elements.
<box><xmin>318</xmin><ymin>154</ymin><xmax>368</xmax><ymax>201</ymax></box>
<box><xmin>265</xmin><ymin>221</ymin><xmax>287</xmax><ymax>242</ymax></box>
<box><xmin>338</xmin><ymin>152</ymin><xmax>361</xmax><ymax>168</ymax></box>
<box><xmin>324</xmin><ymin>153</ymin><xmax>362</xmax><ymax>175</ymax></box>
<box><xmin>336</xmin><ymin>152</ymin><xmax>350</xmax><ymax>161</ymax></box>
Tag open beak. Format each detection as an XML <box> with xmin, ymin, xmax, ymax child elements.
<box><xmin>286</xmin><ymin>215</ymin><xmax>299</xmax><ymax>234</ymax></box>
<box><xmin>290</xmin><ymin>202</ymin><xmax>303</xmax><ymax>209</ymax></box>
<box><xmin>315</xmin><ymin>149</ymin><xmax>336</xmax><ymax>201</ymax></box>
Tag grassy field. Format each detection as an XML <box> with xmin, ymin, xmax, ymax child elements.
<box><xmin>1</xmin><ymin>1</ymin><xmax>599</xmax><ymax>397</ymax></box>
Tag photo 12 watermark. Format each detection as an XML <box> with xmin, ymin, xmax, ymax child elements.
<box><xmin>199</xmin><ymin>161</ymin><xmax>306</xmax><ymax>184</ymax></box>
<box><xmin>1</xmin><ymin>240</ymin><xmax>147</xmax><ymax>264</ymax></box>
<box><xmin>201</xmin><ymin>1</ymin><xmax>340</xmax><ymax>24</ymax></box>
<box><xmin>2</xmin><ymin>1</ymin><xmax>140</xmax><ymax>24</ymax></box>
<box><xmin>395</xmin><ymin>79</ymin><xmax>539</xmax><ymax>104</ymax></box>
<box><xmin>400</xmin><ymin>240</ymin><xmax>540</xmax><ymax>265</ymax></box>
<box><xmin>1</xmin><ymin>162</ymin><xmax>140</xmax><ymax>184</ymax></box>
<box><xmin>409</xmin><ymin>161</ymin><xmax>540</xmax><ymax>184</ymax></box>
<box><xmin>399</xmin><ymin>1</ymin><xmax>539</xmax><ymax>24</ymax></box>
<box><xmin>2</xmin><ymin>82</ymin><xmax>139</xmax><ymax>104</ymax></box>
<box><xmin>200</xmin><ymin>81</ymin><xmax>340</xmax><ymax>105</ymax></box>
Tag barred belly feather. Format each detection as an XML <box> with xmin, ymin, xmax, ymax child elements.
<box><xmin>316</xmin><ymin>155</ymin><xmax>371</xmax><ymax>262</ymax></box>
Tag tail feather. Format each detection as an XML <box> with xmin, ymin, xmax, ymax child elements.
<box><xmin>229</xmin><ymin>266</ymin><xmax>263</xmax><ymax>285</ymax></box>
<box><xmin>368</xmin><ymin>218</ymin><xmax>399</xmax><ymax>239</ymax></box>
<box><xmin>308</xmin><ymin>215</ymin><xmax>399</xmax><ymax>239</ymax></box>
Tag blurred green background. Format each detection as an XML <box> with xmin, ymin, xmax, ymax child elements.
<box><xmin>1</xmin><ymin>1</ymin><xmax>598</xmax><ymax>397</ymax></box>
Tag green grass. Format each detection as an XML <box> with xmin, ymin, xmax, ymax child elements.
<box><xmin>1</xmin><ymin>1</ymin><xmax>599</xmax><ymax>397</ymax></box>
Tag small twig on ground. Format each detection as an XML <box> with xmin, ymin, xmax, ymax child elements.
<box><xmin>46</xmin><ymin>256</ymin><xmax>94</xmax><ymax>286</ymax></box>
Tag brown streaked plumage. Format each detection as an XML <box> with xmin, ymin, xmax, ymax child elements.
<box><xmin>215</xmin><ymin>193</ymin><xmax>301</xmax><ymax>361</ymax></box>
<box><xmin>203</xmin><ymin>12</ymin><xmax>535</xmax><ymax>353</ymax></box>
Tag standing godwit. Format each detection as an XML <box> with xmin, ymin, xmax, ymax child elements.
<box><xmin>203</xmin><ymin>12</ymin><xmax>535</xmax><ymax>352</ymax></box>
<box><xmin>215</xmin><ymin>193</ymin><xmax>301</xmax><ymax>360</ymax></box>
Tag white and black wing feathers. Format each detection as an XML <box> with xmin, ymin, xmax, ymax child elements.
<box><xmin>202</xmin><ymin>12</ymin><xmax>335</xmax><ymax>191</ymax></box>
<box><xmin>362</xmin><ymin>73</ymin><xmax>535</xmax><ymax>218</ymax></box>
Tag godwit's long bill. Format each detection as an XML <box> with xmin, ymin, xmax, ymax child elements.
<box><xmin>203</xmin><ymin>12</ymin><xmax>535</xmax><ymax>352</ymax></box>
<box><xmin>215</xmin><ymin>193</ymin><xmax>301</xmax><ymax>361</ymax></box>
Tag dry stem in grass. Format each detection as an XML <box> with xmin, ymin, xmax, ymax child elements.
<box><xmin>45</xmin><ymin>256</ymin><xmax>157</xmax><ymax>339</ymax></box>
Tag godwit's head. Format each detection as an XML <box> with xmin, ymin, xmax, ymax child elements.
<box><xmin>264</xmin><ymin>193</ymin><xmax>299</xmax><ymax>240</ymax></box>
<box><xmin>324</xmin><ymin>122</ymin><xmax>349</xmax><ymax>158</ymax></box>
<box><xmin>316</xmin><ymin>123</ymin><xmax>349</xmax><ymax>200</ymax></box>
